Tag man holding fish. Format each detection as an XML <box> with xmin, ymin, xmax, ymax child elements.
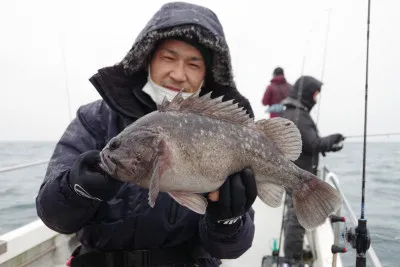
<box><xmin>36</xmin><ymin>2</ymin><xmax>259</xmax><ymax>266</ymax></box>
<box><xmin>36</xmin><ymin>2</ymin><xmax>341</xmax><ymax>267</ymax></box>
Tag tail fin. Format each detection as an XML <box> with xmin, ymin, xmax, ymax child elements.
<box><xmin>292</xmin><ymin>170</ymin><xmax>342</xmax><ymax>230</ymax></box>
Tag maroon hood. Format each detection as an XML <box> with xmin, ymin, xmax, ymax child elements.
<box><xmin>270</xmin><ymin>75</ymin><xmax>287</xmax><ymax>85</ymax></box>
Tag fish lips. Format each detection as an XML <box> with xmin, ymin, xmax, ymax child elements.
<box><xmin>99</xmin><ymin>150</ymin><xmax>117</xmax><ymax>176</ymax></box>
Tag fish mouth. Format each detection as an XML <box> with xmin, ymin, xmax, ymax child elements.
<box><xmin>99</xmin><ymin>151</ymin><xmax>117</xmax><ymax>176</ymax></box>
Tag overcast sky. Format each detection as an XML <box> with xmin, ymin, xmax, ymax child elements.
<box><xmin>1</xmin><ymin>0</ymin><xmax>399</xmax><ymax>142</ymax></box>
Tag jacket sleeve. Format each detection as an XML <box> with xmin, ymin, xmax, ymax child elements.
<box><xmin>198</xmin><ymin>208</ymin><xmax>255</xmax><ymax>259</ymax></box>
<box><xmin>35</xmin><ymin>101</ymin><xmax>107</xmax><ymax>234</ymax></box>
<box><xmin>297</xmin><ymin>114</ymin><xmax>320</xmax><ymax>154</ymax></box>
<box><xmin>262</xmin><ymin>86</ymin><xmax>273</xmax><ymax>106</ymax></box>
<box><xmin>298</xmin><ymin>113</ymin><xmax>336</xmax><ymax>154</ymax></box>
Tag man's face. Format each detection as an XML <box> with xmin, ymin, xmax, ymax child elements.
<box><xmin>313</xmin><ymin>90</ymin><xmax>320</xmax><ymax>103</ymax></box>
<box><xmin>150</xmin><ymin>39</ymin><xmax>206</xmax><ymax>93</ymax></box>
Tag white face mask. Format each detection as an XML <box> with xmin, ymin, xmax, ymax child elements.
<box><xmin>313</xmin><ymin>91</ymin><xmax>321</xmax><ymax>103</ymax></box>
<box><xmin>142</xmin><ymin>67</ymin><xmax>203</xmax><ymax>106</ymax></box>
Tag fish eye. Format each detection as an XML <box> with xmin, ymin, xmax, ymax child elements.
<box><xmin>109</xmin><ymin>138</ymin><xmax>121</xmax><ymax>151</ymax></box>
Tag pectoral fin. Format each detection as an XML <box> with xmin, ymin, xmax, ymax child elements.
<box><xmin>257</xmin><ymin>182</ymin><xmax>285</xmax><ymax>207</ymax></box>
<box><xmin>148</xmin><ymin>139</ymin><xmax>172</xmax><ymax>208</ymax></box>
<box><xmin>148</xmin><ymin>164</ymin><xmax>160</xmax><ymax>208</ymax></box>
<box><xmin>168</xmin><ymin>192</ymin><xmax>208</xmax><ymax>214</ymax></box>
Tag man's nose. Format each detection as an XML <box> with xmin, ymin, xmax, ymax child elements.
<box><xmin>169</xmin><ymin>62</ymin><xmax>187</xmax><ymax>82</ymax></box>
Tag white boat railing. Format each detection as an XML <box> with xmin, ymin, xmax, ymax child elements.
<box><xmin>0</xmin><ymin>160</ymin><xmax>50</xmax><ymax>258</ymax></box>
<box><xmin>0</xmin><ymin>160</ymin><xmax>78</xmax><ymax>267</ymax></box>
<box><xmin>320</xmin><ymin>165</ymin><xmax>383</xmax><ymax>267</ymax></box>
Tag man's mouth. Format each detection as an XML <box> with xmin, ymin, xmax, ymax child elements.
<box><xmin>165</xmin><ymin>86</ymin><xmax>182</xmax><ymax>92</ymax></box>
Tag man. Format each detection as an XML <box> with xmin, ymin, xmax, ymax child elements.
<box><xmin>35</xmin><ymin>2</ymin><xmax>257</xmax><ymax>267</ymax></box>
<box><xmin>281</xmin><ymin>76</ymin><xmax>344</xmax><ymax>266</ymax></box>
<box><xmin>262</xmin><ymin>67</ymin><xmax>292</xmax><ymax>118</ymax></box>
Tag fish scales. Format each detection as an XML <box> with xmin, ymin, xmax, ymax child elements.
<box><xmin>138</xmin><ymin>111</ymin><xmax>296</xmax><ymax>191</ymax></box>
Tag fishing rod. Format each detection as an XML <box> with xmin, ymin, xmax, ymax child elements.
<box><xmin>331</xmin><ymin>0</ymin><xmax>372</xmax><ymax>266</ymax></box>
<box><xmin>345</xmin><ymin>132</ymin><xmax>400</xmax><ymax>138</ymax></box>
<box><xmin>348</xmin><ymin>0</ymin><xmax>373</xmax><ymax>254</ymax></box>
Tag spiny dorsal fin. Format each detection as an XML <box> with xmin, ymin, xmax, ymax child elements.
<box><xmin>255</xmin><ymin>117</ymin><xmax>302</xmax><ymax>161</ymax></box>
<box><xmin>157</xmin><ymin>97</ymin><xmax>170</xmax><ymax>110</ymax></box>
<box><xmin>157</xmin><ymin>90</ymin><xmax>254</xmax><ymax>126</ymax></box>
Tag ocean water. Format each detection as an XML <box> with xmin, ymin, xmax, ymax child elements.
<box><xmin>0</xmin><ymin>141</ymin><xmax>398</xmax><ymax>266</ymax></box>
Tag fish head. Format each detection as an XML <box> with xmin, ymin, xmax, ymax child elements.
<box><xmin>99</xmin><ymin>127</ymin><xmax>162</xmax><ymax>185</ymax></box>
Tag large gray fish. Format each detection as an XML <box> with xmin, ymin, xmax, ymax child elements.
<box><xmin>99</xmin><ymin>91</ymin><xmax>342</xmax><ymax>230</ymax></box>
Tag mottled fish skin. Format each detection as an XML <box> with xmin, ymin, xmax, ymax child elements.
<box><xmin>125</xmin><ymin>111</ymin><xmax>299</xmax><ymax>193</ymax></box>
<box><xmin>99</xmin><ymin>91</ymin><xmax>342</xmax><ymax>230</ymax></box>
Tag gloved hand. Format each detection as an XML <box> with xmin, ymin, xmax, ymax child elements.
<box><xmin>320</xmin><ymin>133</ymin><xmax>345</xmax><ymax>156</ymax></box>
<box><xmin>205</xmin><ymin>168</ymin><xmax>257</xmax><ymax>232</ymax></box>
<box><xmin>68</xmin><ymin>150</ymin><xmax>123</xmax><ymax>201</ymax></box>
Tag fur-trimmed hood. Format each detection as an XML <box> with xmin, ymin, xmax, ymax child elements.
<box><xmin>121</xmin><ymin>2</ymin><xmax>234</xmax><ymax>87</ymax></box>
<box><xmin>89</xmin><ymin>2</ymin><xmax>254</xmax><ymax>120</ymax></box>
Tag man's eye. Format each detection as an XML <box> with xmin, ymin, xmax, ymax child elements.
<box><xmin>189</xmin><ymin>64</ymin><xmax>200</xmax><ymax>69</ymax></box>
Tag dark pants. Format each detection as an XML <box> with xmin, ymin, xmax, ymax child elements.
<box><xmin>283</xmin><ymin>194</ymin><xmax>305</xmax><ymax>264</ymax></box>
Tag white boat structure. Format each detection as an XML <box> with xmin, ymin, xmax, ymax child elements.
<box><xmin>0</xmin><ymin>162</ymin><xmax>383</xmax><ymax>267</ymax></box>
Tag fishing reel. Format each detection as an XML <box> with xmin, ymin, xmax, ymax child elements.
<box><xmin>329</xmin><ymin>215</ymin><xmax>371</xmax><ymax>267</ymax></box>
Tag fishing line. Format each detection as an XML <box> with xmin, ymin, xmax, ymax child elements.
<box><xmin>311</xmin><ymin>8</ymin><xmax>332</xmax><ymax>171</ymax></box>
<box><xmin>293</xmin><ymin>22</ymin><xmax>314</xmax><ymax>127</ymax></box>
<box><xmin>60</xmin><ymin>32</ymin><xmax>72</xmax><ymax>122</ymax></box>
<box><xmin>315</xmin><ymin>8</ymin><xmax>332</xmax><ymax>126</ymax></box>
<box><xmin>59</xmin><ymin>3</ymin><xmax>73</xmax><ymax>122</ymax></box>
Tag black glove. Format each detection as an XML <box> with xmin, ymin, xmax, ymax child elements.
<box><xmin>205</xmin><ymin>168</ymin><xmax>257</xmax><ymax>232</ymax></box>
<box><xmin>68</xmin><ymin>150</ymin><xmax>123</xmax><ymax>201</ymax></box>
<box><xmin>320</xmin><ymin>133</ymin><xmax>345</xmax><ymax>156</ymax></box>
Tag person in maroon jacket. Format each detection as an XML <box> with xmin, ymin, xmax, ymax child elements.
<box><xmin>262</xmin><ymin>67</ymin><xmax>292</xmax><ymax>118</ymax></box>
